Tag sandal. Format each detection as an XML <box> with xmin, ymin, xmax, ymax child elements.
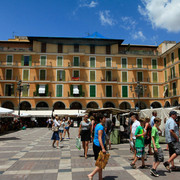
<box><xmin>163</xmin><ymin>161</ymin><xmax>171</xmax><ymax>172</ymax></box>
<box><xmin>130</xmin><ymin>163</ymin><xmax>136</xmax><ymax>169</ymax></box>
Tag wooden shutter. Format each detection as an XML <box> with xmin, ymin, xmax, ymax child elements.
<box><xmin>36</xmin><ymin>84</ymin><xmax>39</xmax><ymax>96</ymax></box>
<box><xmin>22</xmin><ymin>85</ymin><xmax>28</xmax><ymax>97</ymax></box>
<box><xmin>6</xmin><ymin>69</ymin><xmax>12</xmax><ymax>80</ymax></box>
<box><xmin>122</xmin><ymin>72</ymin><xmax>127</xmax><ymax>82</ymax></box>
<box><xmin>56</xmin><ymin>85</ymin><xmax>62</xmax><ymax>97</ymax></box>
<box><xmin>62</xmin><ymin>70</ymin><xmax>65</xmax><ymax>81</ymax></box>
<box><xmin>70</xmin><ymin>85</ymin><xmax>73</xmax><ymax>96</ymax></box>
<box><xmin>21</xmin><ymin>55</ymin><xmax>24</xmax><ymax>66</ymax></box>
<box><xmin>152</xmin><ymin>59</ymin><xmax>157</xmax><ymax>69</ymax></box>
<box><xmin>122</xmin><ymin>58</ymin><xmax>126</xmax><ymax>68</ymax></box>
<box><xmin>165</xmin><ymin>71</ymin><xmax>167</xmax><ymax>81</ymax></box>
<box><xmin>74</xmin><ymin>57</ymin><xmax>79</xmax><ymax>66</ymax></box>
<box><xmin>29</xmin><ymin>56</ymin><xmax>32</xmax><ymax>66</ymax></box>
<box><xmin>106</xmin><ymin>86</ymin><xmax>112</xmax><ymax>97</ymax></box>
<box><xmin>57</xmin><ymin>56</ymin><xmax>63</xmax><ymax>66</ymax></box>
<box><xmin>122</xmin><ymin>86</ymin><xmax>128</xmax><ymax>97</ymax></box>
<box><xmin>179</xmin><ymin>64</ymin><xmax>180</xmax><ymax>76</ymax></box>
<box><xmin>106</xmin><ymin>58</ymin><xmax>111</xmax><ymax>67</ymax></box>
<box><xmin>164</xmin><ymin>57</ymin><xmax>166</xmax><ymax>67</ymax></box>
<box><xmin>90</xmin><ymin>85</ymin><xmax>96</xmax><ymax>97</ymax></box>
<box><xmin>40</xmin><ymin>70</ymin><xmax>46</xmax><ymax>80</ymax></box>
<box><xmin>90</xmin><ymin>57</ymin><xmax>95</xmax><ymax>67</ymax></box>
<box><xmin>57</xmin><ymin>70</ymin><xmax>60</xmax><ymax>81</ymax></box>
<box><xmin>78</xmin><ymin>85</ymin><xmax>82</xmax><ymax>96</ymax></box>
<box><xmin>153</xmin><ymin>86</ymin><xmax>158</xmax><ymax>97</ymax></box>
<box><xmin>41</xmin><ymin>56</ymin><xmax>46</xmax><ymax>66</ymax></box>
<box><xmin>7</xmin><ymin>55</ymin><xmax>12</xmax><ymax>65</ymax></box>
<box><xmin>45</xmin><ymin>84</ymin><xmax>48</xmax><ymax>96</ymax></box>
<box><xmin>137</xmin><ymin>59</ymin><xmax>142</xmax><ymax>68</ymax></box>
<box><xmin>23</xmin><ymin>70</ymin><xmax>29</xmax><ymax>81</ymax></box>
<box><xmin>173</xmin><ymin>83</ymin><xmax>176</xmax><ymax>96</ymax></box>
<box><xmin>152</xmin><ymin>72</ymin><xmax>157</xmax><ymax>82</ymax></box>
<box><xmin>90</xmin><ymin>71</ymin><xmax>95</xmax><ymax>82</ymax></box>
<box><xmin>106</xmin><ymin>71</ymin><xmax>112</xmax><ymax>81</ymax></box>
<box><xmin>74</xmin><ymin>44</ymin><xmax>79</xmax><ymax>52</ymax></box>
<box><xmin>137</xmin><ymin>72</ymin><xmax>143</xmax><ymax>82</ymax></box>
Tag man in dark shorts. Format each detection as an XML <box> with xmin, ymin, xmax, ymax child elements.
<box><xmin>164</xmin><ymin>111</ymin><xmax>180</xmax><ymax>172</ymax></box>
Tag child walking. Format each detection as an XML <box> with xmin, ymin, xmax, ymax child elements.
<box><xmin>130</xmin><ymin>118</ymin><xmax>146</xmax><ymax>169</ymax></box>
<box><xmin>150</xmin><ymin>117</ymin><xmax>164</xmax><ymax>177</ymax></box>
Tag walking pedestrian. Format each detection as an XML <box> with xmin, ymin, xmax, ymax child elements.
<box><xmin>63</xmin><ymin>116</ymin><xmax>71</xmax><ymax>139</ymax></box>
<box><xmin>150</xmin><ymin>117</ymin><xmax>164</xmax><ymax>177</ymax></box>
<box><xmin>78</xmin><ymin>114</ymin><xmax>92</xmax><ymax>159</ymax></box>
<box><xmin>105</xmin><ymin>114</ymin><xmax>113</xmax><ymax>150</ymax></box>
<box><xmin>88</xmin><ymin>113</ymin><xmax>106</xmax><ymax>180</ymax></box>
<box><xmin>59</xmin><ymin>117</ymin><xmax>65</xmax><ymax>141</ymax></box>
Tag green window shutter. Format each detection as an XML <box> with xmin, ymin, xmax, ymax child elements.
<box><xmin>165</xmin><ymin>71</ymin><xmax>167</xmax><ymax>81</ymax></box>
<box><xmin>90</xmin><ymin>85</ymin><xmax>96</xmax><ymax>97</ymax></box>
<box><xmin>106</xmin><ymin>58</ymin><xmax>111</xmax><ymax>67</ymax></box>
<box><xmin>57</xmin><ymin>70</ymin><xmax>60</xmax><ymax>81</ymax></box>
<box><xmin>137</xmin><ymin>72</ymin><xmax>143</xmax><ymax>82</ymax></box>
<box><xmin>164</xmin><ymin>57</ymin><xmax>166</xmax><ymax>68</ymax></box>
<box><xmin>106</xmin><ymin>71</ymin><xmax>112</xmax><ymax>81</ymax></box>
<box><xmin>70</xmin><ymin>85</ymin><xmax>73</xmax><ymax>96</ymax></box>
<box><xmin>122</xmin><ymin>86</ymin><xmax>128</xmax><ymax>97</ymax></box>
<box><xmin>78</xmin><ymin>85</ymin><xmax>82</xmax><ymax>96</ymax></box>
<box><xmin>90</xmin><ymin>57</ymin><xmax>95</xmax><ymax>67</ymax></box>
<box><xmin>29</xmin><ymin>56</ymin><xmax>32</xmax><ymax>66</ymax></box>
<box><xmin>152</xmin><ymin>72</ymin><xmax>157</xmax><ymax>83</ymax></box>
<box><xmin>137</xmin><ymin>59</ymin><xmax>142</xmax><ymax>68</ymax></box>
<box><xmin>22</xmin><ymin>85</ymin><xmax>28</xmax><ymax>97</ymax></box>
<box><xmin>74</xmin><ymin>71</ymin><xmax>79</xmax><ymax>77</ymax></box>
<box><xmin>178</xmin><ymin>48</ymin><xmax>180</xmax><ymax>60</ymax></box>
<box><xmin>122</xmin><ymin>72</ymin><xmax>127</xmax><ymax>82</ymax></box>
<box><xmin>56</xmin><ymin>85</ymin><xmax>62</xmax><ymax>97</ymax></box>
<box><xmin>74</xmin><ymin>57</ymin><xmax>79</xmax><ymax>66</ymax></box>
<box><xmin>7</xmin><ymin>55</ymin><xmax>12</xmax><ymax>65</ymax></box>
<box><xmin>62</xmin><ymin>70</ymin><xmax>65</xmax><ymax>81</ymax></box>
<box><xmin>23</xmin><ymin>70</ymin><xmax>29</xmax><ymax>81</ymax></box>
<box><xmin>36</xmin><ymin>84</ymin><xmax>39</xmax><ymax>96</ymax></box>
<box><xmin>40</xmin><ymin>70</ymin><xmax>46</xmax><ymax>80</ymax></box>
<box><xmin>57</xmin><ymin>56</ymin><xmax>63</xmax><ymax>67</ymax></box>
<box><xmin>6</xmin><ymin>69</ymin><xmax>12</xmax><ymax>80</ymax></box>
<box><xmin>153</xmin><ymin>86</ymin><xmax>158</xmax><ymax>97</ymax></box>
<box><xmin>122</xmin><ymin>58</ymin><xmax>127</xmax><ymax>68</ymax></box>
<box><xmin>45</xmin><ymin>84</ymin><xmax>48</xmax><ymax>96</ymax></box>
<box><xmin>41</xmin><ymin>56</ymin><xmax>46</xmax><ymax>66</ymax></box>
<box><xmin>90</xmin><ymin>71</ymin><xmax>95</xmax><ymax>82</ymax></box>
<box><xmin>21</xmin><ymin>55</ymin><xmax>24</xmax><ymax>66</ymax></box>
<box><xmin>152</xmin><ymin>59</ymin><xmax>157</xmax><ymax>69</ymax></box>
<box><xmin>106</xmin><ymin>86</ymin><xmax>112</xmax><ymax>97</ymax></box>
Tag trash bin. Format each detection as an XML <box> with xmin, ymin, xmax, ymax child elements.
<box><xmin>110</xmin><ymin>128</ymin><xmax>120</xmax><ymax>144</ymax></box>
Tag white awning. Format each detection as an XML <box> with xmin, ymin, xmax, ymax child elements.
<box><xmin>39</xmin><ymin>85</ymin><xmax>45</xmax><ymax>94</ymax></box>
<box><xmin>14</xmin><ymin>110</ymin><xmax>52</xmax><ymax>117</ymax></box>
<box><xmin>73</xmin><ymin>85</ymin><xmax>79</xmax><ymax>94</ymax></box>
<box><xmin>54</xmin><ymin>110</ymin><xmax>86</xmax><ymax>117</ymax></box>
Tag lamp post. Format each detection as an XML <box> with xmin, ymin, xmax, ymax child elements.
<box><xmin>17</xmin><ymin>80</ymin><xmax>30</xmax><ymax>117</ymax></box>
<box><xmin>130</xmin><ymin>81</ymin><xmax>147</xmax><ymax>111</ymax></box>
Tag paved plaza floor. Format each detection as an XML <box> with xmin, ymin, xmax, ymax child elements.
<box><xmin>0</xmin><ymin>127</ymin><xmax>180</xmax><ymax>180</ymax></box>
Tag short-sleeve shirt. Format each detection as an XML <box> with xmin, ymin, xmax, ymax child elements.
<box><xmin>80</xmin><ymin>120</ymin><xmax>91</xmax><ymax>130</ymax></box>
<box><xmin>132</xmin><ymin>120</ymin><xmax>140</xmax><ymax>140</ymax></box>
<box><xmin>135</xmin><ymin>126</ymin><xmax>144</xmax><ymax>148</ymax></box>
<box><xmin>151</xmin><ymin>126</ymin><xmax>160</xmax><ymax>148</ymax></box>
<box><xmin>150</xmin><ymin>116</ymin><xmax>155</xmax><ymax>127</ymax></box>
<box><xmin>93</xmin><ymin>123</ymin><xmax>106</xmax><ymax>147</ymax></box>
<box><xmin>59</xmin><ymin>121</ymin><xmax>65</xmax><ymax>130</ymax></box>
<box><xmin>165</xmin><ymin>117</ymin><xmax>179</xmax><ymax>143</ymax></box>
<box><xmin>105</xmin><ymin>118</ymin><xmax>112</xmax><ymax>133</ymax></box>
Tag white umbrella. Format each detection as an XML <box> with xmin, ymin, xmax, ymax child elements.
<box><xmin>0</xmin><ymin>107</ymin><xmax>14</xmax><ymax>115</ymax></box>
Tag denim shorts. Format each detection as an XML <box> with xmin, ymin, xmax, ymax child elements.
<box><xmin>59</xmin><ymin>130</ymin><xmax>64</xmax><ymax>133</ymax></box>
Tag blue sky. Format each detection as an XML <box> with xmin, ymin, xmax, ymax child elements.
<box><xmin>0</xmin><ymin>0</ymin><xmax>180</xmax><ymax>45</ymax></box>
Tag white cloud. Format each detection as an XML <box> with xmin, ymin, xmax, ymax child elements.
<box><xmin>132</xmin><ymin>31</ymin><xmax>146</xmax><ymax>41</ymax></box>
<box><xmin>99</xmin><ymin>10</ymin><xmax>116</xmax><ymax>26</ymax></box>
<box><xmin>79</xmin><ymin>0</ymin><xmax>98</xmax><ymax>8</ymax></box>
<box><xmin>138</xmin><ymin>0</ymin><xmax>180</xmax><ymax>32</ymax></box>
<box><xmin>121</xmin><ymin>16</ymin><xmax>137</xmax><ymax>30</ymax></box>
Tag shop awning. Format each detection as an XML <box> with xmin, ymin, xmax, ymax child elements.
<box><xmin>53</xmin><ymin>110</ymin><xmax>85</xmax><ymax>117</ymax></box>
<box><xmin>14</xmin><ymin>110</ymin><xmax>52</xmax><ymax>117</ymax></box>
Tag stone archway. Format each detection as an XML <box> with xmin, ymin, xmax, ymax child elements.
<box><xmin>135</xmin><ymin>101</ymin><xmax>147</xmax><ymax>110</ymax></box>
<box><xmin>36</xmin><ymin>101</ymin><xmax>49</xmax><ymax>110</ymax></box>
<box><xmin>20</xmin><ymin>101</ymin><xmax>31</xmax><ymax>110</ymax></box>
<box><xmin>2</xmin><ymin>101</ymin><xmax>14</xmax><ymax>110</ymax></box>
<box><xmin>151</xmin><ymin>101</ymin><xmax>162</xmax><ymax>109</ymax></box>
<box><xmin>164</xmin><ymin>101</ymin><xmax>170</xmax><ymax>108</ymax></box>
<box><xmin>172</xmin><ymin>100</ymin><xmax>179</xmax><ymax>106</ymax></box>
<box><xmin>87</xmin><ymin>101</ymin><xmax>99</xmax><ymax>109</ymax></box>
<box><xmin>53</xmin><ymin>101</ymin><xmax>66</xmax><ymax>109</ymax></box>
<box><xmin>119</xmin><ymin>101</ymin><xmax>131</xmax><ymax>110</ymax></box>
<box><xmin>70</xmin><ymin>102</ymin><xmax>82</xmax><ymax>109</ymax></box>
<box><xmin>103</xmin><ymin>102</ymin><xmax>115</xmax><ymax>108</ymax></box>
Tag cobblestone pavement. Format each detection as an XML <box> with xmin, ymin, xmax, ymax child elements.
<box><xmin>0</xmin><ymin>128</ymin><xmax>180</xmax><ymax>180</ymax></box>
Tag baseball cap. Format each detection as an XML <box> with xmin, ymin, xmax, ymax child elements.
<box><xmin>169</xmin><ymin>111</ymin><xmax>177</xmax><ymax>116</ymax></box>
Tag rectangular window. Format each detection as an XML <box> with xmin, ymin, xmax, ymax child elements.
<box><xmin>41</xmin><ymin>43</ymin><xmax>46</xmax><ymax>53</ymax></box>
<box><xmin>58</xmin><ymin>44</ymin><xmax>63</xmax><ymax>53</ymax></box>
<box><xmin>5</xmin><ymin>84</ymin><xmax>14</xmax><ymax>96</ymax></box>
<box><xmin>106</xmin><ymin>85</ymin><xmax>112</xmax><ymax>97</ymax></box>
<box><xmin>122</xmin><ymin>71</ymin><xmax>127</xmax><ymax>82</ymax></box>
<box><xmin>23</xmin><ymin>69</ymin><xmax>29</xmax><ymax>81</ymax></box>
<box><xmin>40</xmin><ymin>70</ymin><xmax>46</xmax><ymax>80</ymax></box>
<box><xmin>121</xmin><ymin>58</ymin><xmax>127</xmax><ymax>68</ymax></box>
<box><xmin>57</xmin><ymin>70</ymin><xmax>65</xmax><ymax>81</ymax></box>
<box><xmin>137</xmin><ymin>72</ymin><xmax>143</xmax><ymax>82</ymax></box>
<box><xmin>170</xmin><ymin>66</ymin><xmax>175</xmax><ymax>79</ymax></box>
<box><xmin>6</xmin><ymin>69</ymin><xmax>12</xmax><ymax>80</ymax></box>
<box><xmin>74</xmin><ymin>44</ymin><xmax>79</xmax><ymax>52</ymax></box>
<box><xmin>106</xmin><ymin>45</ymin><xmax>111</xmax><ymax>54</ymax></box>
<box><xmin>171</xmin><ymin>52</ymin><xmax>174</xmax><ymax>63</ymax></box>
<box><xmin>153</xmin><ymin>86</ymin><xmax>158</xmax><ymax>97</ymax></box>
<box><xmin>56</xmin><ymin>84</ymin><xmax>63</xmax><ymax>97</ymax></box>
<box><xmin>7</xmin><ymin>55</ymin><xmax>13</xmax><ymax>65</ymax></box>
<box><xmin>152</xmin><ymin>59</ymin><xmax>157</xmax><ymax>69</ymax></box>
<box><xmin>152</xmin><ymin>72</ymin><xmax>158</xmax><ymax>83</ymax></box>
<box><xmin>106</xmin><ymin>71</ymin><xmax>112</xmax><ymax>81</ymax></box>
<box><xmin>90</xmin><ymin>57</ymin><xmax>95</xmax><ymax>67</ymax></box>
<box><xmin>90</xmin><ymin>70</ymin><xmax>95</xmax><ymax>82</ymax></box>
<box><xmin>40</xmin><ymin>56</ymin><xmax>46</xmax><ymax>66</ymax></box>
<box><xmin>22</xmin><ymin>85</ymin><xmax>28</xmax><ymax>97</ymax></box>
<box><xmin>90</xmin><ymin>85</ymin><xmax>96</xmax><ymax>97</ymax></box>
<box><xmin>173</xmin><ymin>82</ymin><xmax>176</xmax><ymax>96</ymax></box>
<box><xmin>73</xmin><ymin>70</ymin><xmax>80</xmax><ymax>78</ymax></box>
<box><xmin>165</xmin><ymin>70</ymin><xmax>167</xmax><ymax>82</ymax></box>
<box><xmin>164</xmin><ymin>57</ymin><xmax>166</xmax><ymax>68</ymax></box>
<box><xmin>73</xmin><ymin>57</ymin><xmax>80</xmax><ymax>66</ymax></box>
<box><xmin>137</xmin><ymin>58</ymin><xmax>142</xmax><ymax>68</ymax></box>
<box><xmin>90</xmin><ymin>45</ymin><xmax>95</xmax><ymax>54</ymax></box>
<box><xmin>24</xmin><ymin>56</ymin><xmax>30</xmax><ymax>66</ymax></box>
<box><xmin>57</xmin><ymin>56</ymin><xmax>63</xmax><ymax>67</ymax></box>
<box><xmin>122</xmin><ymin>85</ymin><xmax>128</xmax><ymax>97</ymax></box>
<box><xmin>106</xmin><ymin>58</ymin><xmax>111</xmax><ymax>67</ymax></box>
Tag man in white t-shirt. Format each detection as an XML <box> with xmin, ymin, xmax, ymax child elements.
<box><xmin>130</xmin><ymin>114</ymin><xmax>140</xmax><ymax>160</ymax></box>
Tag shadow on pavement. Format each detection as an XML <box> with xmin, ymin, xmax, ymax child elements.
<box><xmin>103</xmin><ymin>176</ymin><xmax>118</xmax><ymax>180</ymax></box>
<box><xmin>0</xmin><ymin>137</ymin><xmax>21</xmax><ymax>141</ymax></box>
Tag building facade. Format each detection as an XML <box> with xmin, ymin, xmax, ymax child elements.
<box><xmin>0</xmin><ymin>35</ymin><xmax>179</xmax><ymax>111</ymax></box>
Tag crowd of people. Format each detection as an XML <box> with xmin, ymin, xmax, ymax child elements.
<box><xmin>49</xmin><ymin>110</ymin><xmax>180</xmax><ymax>179</ymax></box>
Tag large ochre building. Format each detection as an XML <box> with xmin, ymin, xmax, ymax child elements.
<box><xmin>0</xmin><ymin>34</ymin><xmax>179</xmax><ymax>112</ymax></box>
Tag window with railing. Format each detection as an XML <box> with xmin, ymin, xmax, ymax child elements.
<box><xmin>5</xmin><ymin>69</ymin><xmax>12</xmax><ymax>80</ymax></box>
<box><xmin>6</xmin><ymin>55</ymin><xmax>13</xmax><ymax>65</ymax></box>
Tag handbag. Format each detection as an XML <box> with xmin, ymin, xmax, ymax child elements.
<box><xmin>76</xmin><ymin>137</ymin><xmax>81</xmax><ymax>150</ymax></box>
<box><xmin>52</xmin><ymin>126</ymin><xmax>59</xmax><ymax>132</ymax></box>
<box><xmin>95</xmin><ymin>151</ymin><xmax>110</xmax><ymax>169</ymax></box>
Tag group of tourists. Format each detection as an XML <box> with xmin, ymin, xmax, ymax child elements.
<box><xmin>129</xmin><ymin>110</ymin><xmax>180</xmax><ymax>177</ymax></box>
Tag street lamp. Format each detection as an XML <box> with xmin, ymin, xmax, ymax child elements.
<box><xmin>130</xmin><ymin>81</ymin><xmax>147</xmax><ymax>111</ymax></box>
<box><xmin>17</xmin><ymin>80</ymin><xmax>30</xmax><ymax>117</ymax></box>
